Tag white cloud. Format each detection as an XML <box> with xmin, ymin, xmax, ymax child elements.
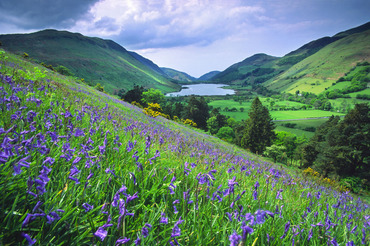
<box><xmin>70</xmin><ymin>0</ymin><xmax>266</xmax><ymax>49</ymax></box>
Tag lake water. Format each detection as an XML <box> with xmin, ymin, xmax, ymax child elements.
<box><xmin>166</xmin><ymin>84</ymin><xmax>235</xmax><ymax>97</ymax></box>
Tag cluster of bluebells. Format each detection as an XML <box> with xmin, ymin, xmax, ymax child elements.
<box><xmin>0</xmin><ymin>62</ymin><xmax>369</xmax><ymax>246</ymax></box>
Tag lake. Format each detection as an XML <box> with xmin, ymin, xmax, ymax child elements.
<box><xmin>166</xmin><ymin>84</ymin><xmax>235</xmax><ymax>97</ymax></box>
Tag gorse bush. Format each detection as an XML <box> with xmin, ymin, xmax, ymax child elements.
<box><xmin>0</xmin><ymin>49</ymin><xmax>369</xmax><ymax>245</ymax></box>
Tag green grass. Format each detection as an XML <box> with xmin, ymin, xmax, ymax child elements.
<box><xmin>274</xmin><ymin>118</ymin><xmax>332</xmax><ymax>138</ymax></box>
<box><xmin>270</xmin><ymin>110</ymin><xmax>345</xmax><ymax>120</ymax></box>
<box><xmin>327</xmin><ymin>81</ymin><xmax>351</xmax><ymax>91</ymax></box>
<box><xmin>347</xmin><ymin>88</ymin><xmax>370</xmax><ymax>97</ymax></box>
<box><xmin>266</xmin><ymin>29</ymin><xmax>370</xmax><ymax>94</ymax></box>
<box><xmin>275</xmin><ymin>125</ymin><xmax>315</xmax><ymax>138</ymax></box>
<box><xmin>1</xmin><ymin>49</ymin><xmax>369</xmax><ymax>246</ymax></box>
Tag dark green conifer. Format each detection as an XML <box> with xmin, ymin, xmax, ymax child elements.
<box><xmin>241</xmin><ymin>97</ymin><xmax>275</xmax><ymax>154</ymax></box>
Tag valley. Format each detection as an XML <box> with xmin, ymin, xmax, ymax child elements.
<box><xmin>0</xmin><ymin>19</ymin><xmax>369</xmax><ymax>246</ymax></box>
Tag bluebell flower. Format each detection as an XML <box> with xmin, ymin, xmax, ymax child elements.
<box><xmin>229</xmin><ymin>231</ymin><xmax>242</xmax><ymax>246</ymax></box>
<box><xmin>134</xmin><ymin>236</ymin><xmax>141</xmax><ymax>245</ymax></box>
<box><xmin>160</xmin><ymin>212</ymin><xmax>169</xmax><ymax>224</ymax></box>
<box><xmin>94</xmin><ymin>227</ymin><xmax>108</xmax><ymax>241</ymax></box>
<box><xmin>171</xmin><ymin>217</ymin><xmax>184</xmax><ymax>238</ymax></box>
<box><xmin>82</xmin><ymin>203</ymin><xmax>94</xmax><ymax>212</ymax></box>
<box><xmin>280</xmin><ymin>221</ymin><xmax>290</xmax><ymax>239</ymax></box>
<box><xmin>21</xmin><ymin>232</ymin><xmax>36</xmax><ymax>245</ymax></box>
<box><xmin>116</xmin><ymin>237</ymin><xmax>130</xmax><ymax>245</ymax></box>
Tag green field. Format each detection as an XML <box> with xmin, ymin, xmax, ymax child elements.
<box><xmin>348</xmin><ymin>88</ymin><xmax>370</xmax><ymax>97</ymax></box>
<box><xmin>216</xmin><ymin>108</ymin><xmax>344</xmax><ymax>121</ymax></box>
<box><xmin>274</xmin><ymin>118</ymin><xmax>332</xmax><ymax>138</ymax></box>
<box><xmin>275</xmin><ymin>125</ymin><xmax>315</xmax><ymax>138</ymax></box>
<box><xmin>270</xmin><ymin>110</ymin><xmax>344</xmax><ymax>120</ymax></box>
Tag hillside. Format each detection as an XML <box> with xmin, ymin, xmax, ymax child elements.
<box><xmin>128</xmin><ymin>51</ymin><xmax>168</xmax><ymax>77</ymax></box>
<box><xmin>197</xmin><ymin>70</ymin><xmax>220</xmax><ymax>81</ymax></box>
<box><xmin>1</xmin><ymin>49</ymin><xmax>369</xmax><ymax>245</ymax></box>
<box><xmin>266</xmin><ymin>28</ymin><xmax>370</xmax><ymax>94</ymax></box>
<box><xmin>210</xmin><ymin>53</ymin><xmax>280</xmax><ymax>84</ymax></box>
<box><xmin>0</xmin><ymin>29</ymin><xmax>180</xmax><ymax>94</ymax></box>
<box><xmin>210</xmin><ymin>22</ymin><xmax>370</xmax><ymax>94</ymax></box>
<box><xmin>160</xmin><ymin>67</ymin><xmax>196</xmax><ymax>82</ymax></box>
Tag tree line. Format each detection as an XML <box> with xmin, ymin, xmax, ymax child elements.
<box><xmin>119</xmin><ymin>85</ymin><xmax>369</xmax><ymax>192</ymax></box>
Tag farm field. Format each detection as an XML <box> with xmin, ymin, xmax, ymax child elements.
<box><xmin>270</xmin><ymin>110</ymin><xmax>345</xmax><ymax>120</ymax></box>
<box><xmin>215</xmin><ymin>107</ymin><xmax>344</xmax><ymax>121</ymax></box>
<box><xmin>274</xmin><ymin>118</ymin><xmax>332</xmax><ymax>138</ymax></box>
<box><xmin>275</xmin><ymin>125</ymin><xmax>315</xmax><ymax>138</ymax></box>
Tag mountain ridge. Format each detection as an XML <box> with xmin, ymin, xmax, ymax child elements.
<box><xmin>209</xmin><ymin>21</ymin><xmax>370</xmax><ymax>94</ymax></box>
<box><xmin>1</xmin><ymin>21</ymin><xmax>369</xmax><ymax>95</ymax></box>
<box><xmin>0</xmin><ymin>29</ymin><xmax>181</xmax><ymax>94</ymax></box>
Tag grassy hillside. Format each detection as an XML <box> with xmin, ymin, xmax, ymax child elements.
<box><xmin>209</xmin><ymin>22</ymin><xmax>370</xmax><ymax>97</ymax></box>
<box><xmin>0</xmin><ymin>29</ymin><xmax>180</xmax><ymax>94</ymax></box>
<box><xmin>210</xmin><ymin>53</ymin><xmax>281</xmax><ymax>84</ymax></box>
<box><xmin>197</xmin><ymin>70</ymin><xmax>220</xmax><ymax>81</ymax></box>
<box><xmin>266</xmin><ymin>29</ymin><xmax>370</xmax><ymax>94</ymax></box>
<box><xmin>1</xmin><ymin>49</ymin><xmax>369</xmax><ymax>245</ymax></box>
<box><xmin>161</xmin><ymin>67</ymin><xmax>196</xmax><ymax>83</ymax></box>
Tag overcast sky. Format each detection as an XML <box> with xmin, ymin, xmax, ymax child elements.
<box><xmin>1</xmin><ymin>0</ymin><xmax>369</xmax><ymax>77</ymax></box>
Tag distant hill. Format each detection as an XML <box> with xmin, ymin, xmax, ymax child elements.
<box><xmin>266</xmin><ymin>28</ymin><xmax>370</xmax><ymax>94</ymax></box>
<box><xmin>161</xmin><ymin>67</ymin><xmax>196</xmax><ymax>82</ymax></box>
<box><xmin>0</xmin><ymin>29</ymin><xmax>180</xmax><ymax>93</ymax></box>
<box><xmin>197</xmin><ymin>71</ymin><xmax>221</xmax><ymax>81</ymax></box>
<box><xmin>210</xmin><ymin>22</ymin><xmax>370</xmax><ymax>94</ymax></box>
<box><xmin>210</xmin><ymin>53</ymin><xmax>282</xmax><ymax>84</ymax></box>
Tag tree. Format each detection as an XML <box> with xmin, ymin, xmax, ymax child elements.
<box><xmin>301</xmin><ymin>104</ymin><xmax>369</xmax><ymax>185</ymax></box>
<box><xmin>216</xmin><ymin>126</ymin><xmax>235</xmax><ymax>142</ymax></box>
<box><xmin>95</xmin><ymin>83</ymin><xmax>104</xmax><ymax>92</ymax></box>
<box><xmin>274</xmin><ymin>131</ymin><xmax>298</xmax><ymax>165</ymax></box>
<box><xmin>207</xmin><ymin>107</ymin><xmax>229</xmax><ymax>135</ymax></box>
<box><xmin>264</xmin><ymin>145</ymin><xmax>286</xmax><ymax>163</ymax></box>
<box><xmin>183</xmin><ymin>96</ymin><xmax>209</xmax><ymax>130</ymax></box>
<box><xmin>123</xmin><ymin>85</ymin><xmax>145</xmax><ymax>104</ymax></box>
<box><xmin>116</xmin><ymin>89</ymin><xmax>126</xmax><ymax>99</ymax></box>
<box><xmin>141</xmin><ymin>88</ymin><xmax>165</xmax><ymax>105</ymax></box>
<box><xmin>56</xmin><ymin>65</ymin><xmax>74</xmax><ymax>76</ymax></box>
<box><xmin>241</xmin><ymin>97</ymin><xmax>276</xmax><ymax>154</ymax></box>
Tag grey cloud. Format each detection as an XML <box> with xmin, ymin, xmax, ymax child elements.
<box><xmin>0</xmin><ymin>0</ymin><xmax>100</xmax><ymax>30</ymax></box>
<box><xmin>94</xmin><ymin>17</ymin><xmax>120</xmax><ymax>32</ymax></box>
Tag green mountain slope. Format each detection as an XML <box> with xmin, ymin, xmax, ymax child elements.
<box><xmin>210</xmin><ymin>22</ymin><xmax>370</xmax><ymax>94</ymax></box>
<box><xmin>160</xmin><ymin>67</ymin><xmax>196</xmax><ymax>82</ymax></box>
<box><xmin>197</xmin><ymin>70</ymin><xmax>220</xmax><ymax>81</ymax></box>
<box><xmin>0</xmin><ymin>29</ymin><xmax>180</xmax><ymax>93</ymax></box>
<box><xmin>129</xmin><ymin>51</ymin><xmax>168</xmax><ymax>77</ymax></box>
<box><xmin>210</xmin><ymin>53</ymin><xmax>281</xmax><ymax>84</ymax></box>
<box><xmin>266</xmin><ymin>27</ymin><xmax>370</xmax><ymax>94</ymax></box>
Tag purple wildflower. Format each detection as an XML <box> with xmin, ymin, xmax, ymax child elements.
<box><xmin>171</xmin><ymin>217</ymin><xmax>184</xmax><ymax>238</ymax></box>
<box><xmin>82</xmin><ymin>203</ymin><xmax>94</xmax><ymax>212</ymax></box>
<box><xmin>160</xmin><ymin>212</ymin><xmax>169</xmax><ymax>224</ymax></box>
<box><xmin>133</xmin><ymin>236</ymin><xmax>141</xmax><ymax>245</ymax></box>
<box><xmin>280</xmin><ymin>221</ymin><xmax>290</xmax><ymax>239</ymax></box>
<box><xmin>362</xmin><ymin>228</ymin><xmax>366</xmax><ymax>244</ymax></box>
<box><xmin>307</xmin><ymin>229</ymin><xmax>313</xmax><ymax>242</ymax></box>
<box><xmin>116</xmin><ymin>237</ymin><xmax>130</xmax><ymax>245</ymax></box>
<box><xmin>94</xmin><ymin>227</ymin><xmax>108</xmax><ymax>241</ymax></box>
<box><xmin>21</xmin><ymin>232</ymin><xmax>36</xmax><ymax>245</ymax></box>
<box><xmin>331</xmin><ymin>238</ymin><xmax>338</xmax><ymax>246</ymax></box>
<box><xmin>229</xmin><ymin>231</ymin><xmax>242</xmax><ymax>246</ymax></box>
<box><xmin>173</xmin><ymin>205</ymin><xmax>178</xmax><ymax>214</ymax></box>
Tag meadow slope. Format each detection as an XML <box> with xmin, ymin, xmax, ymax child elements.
<box><xmin>0</xmin><ymin>50</ymin><xmax>369</xmax><ymax>245</ymax></box>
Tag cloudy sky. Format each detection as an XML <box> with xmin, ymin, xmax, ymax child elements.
<box><xmin>1</xmin><ymin>0</ymin><xmax>369</xmax><ymax>77</ymax></box>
